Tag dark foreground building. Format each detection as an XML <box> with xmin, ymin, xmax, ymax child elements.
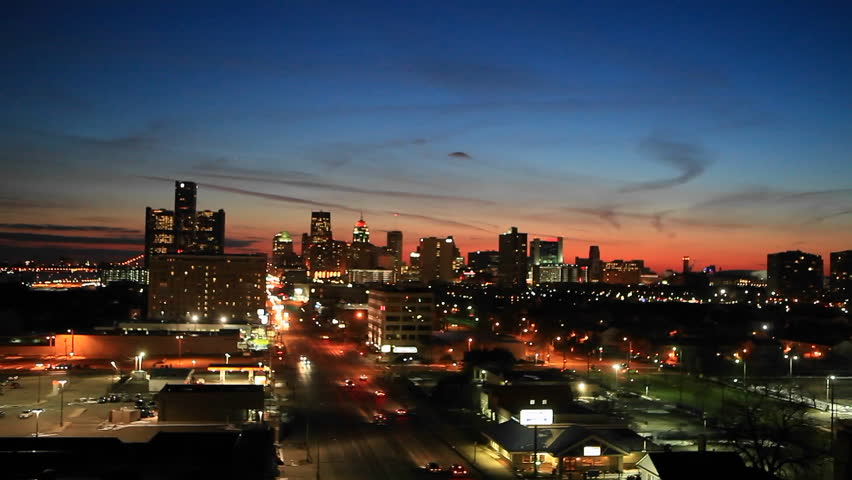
<box><xmin>0</xmin><ymin>426</ymin><xmax>279</xmax><ymax>479</ymax></box>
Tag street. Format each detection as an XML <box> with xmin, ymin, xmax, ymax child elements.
<box><xmin>279</xmin><ymin>332</ymin><xmax>483</xmax><ymax>480</ymax></box>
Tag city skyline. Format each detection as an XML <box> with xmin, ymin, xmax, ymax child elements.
<box><xmin>2</xmin><ymin>2</ymin><xmax>852</xmax><ymax>271</ymax></box>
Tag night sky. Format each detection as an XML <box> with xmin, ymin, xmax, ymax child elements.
<box><xmin>2</xmin><ymin>2</ymin><xmax>851</xmax><ymax>271</ymax></box>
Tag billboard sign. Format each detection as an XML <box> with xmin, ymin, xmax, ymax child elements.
<box><xmin>519</xmin><ymin>409</ymin><xmax>554</xmax><ymax>426</ymax></box>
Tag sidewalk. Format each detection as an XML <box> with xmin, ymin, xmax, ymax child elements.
<box><xmin>275</xmin><ymin>440</ymin><xmax>316</xmax><ymax>480</ymax></box>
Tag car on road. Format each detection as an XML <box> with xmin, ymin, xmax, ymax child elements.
<box><xmin>449</xmin><ymin>464</ymin><xmax>469</xmax><ymax>477</ymax></box>
<box><xmin>374</xmin><ymin>390</ymin><xmax>385</xmax><ymax>397</ymax></box>
<box><xmin>19</xmin><ymin>410</ymin><xmax>33</xmax><ymax>419</ymax></box>
<box><xmin>359</xmin><ymin>374</ymin><xmax>368</xmax><ymax>381</ymax></box>
<box><xmin>423</xmin><ymin>462</ymin><xmax>442</xmax><ymax>473</ymax></box>
<box><xmin>373</xmin><ymin>413</ymin><xmax>387</xmax><ymax>425</ymax></box>
<box><xmin>0</xmin><ymin>411</ymin><xmax>5</xmax><ymax>418</ymax></box>
<box><xmin>395</xmin><ymin>408</ymin><xmax>408</xmax><ymax>416</ymax></box>
<box><xmin>344</xmin><ymin>379</ymin><xmax>355</xmax><ymax>388</ymax></box>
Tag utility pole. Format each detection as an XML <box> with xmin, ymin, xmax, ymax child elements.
<box><xmin>533</xmin><ymin>424</ymin><xmax>539</xmax><ymax>477</ymax></box>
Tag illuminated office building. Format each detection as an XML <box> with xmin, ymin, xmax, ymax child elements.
<box><xmin>531</xmin><ymin>237</ymin><xmax>563</xmax><ymax>265</ymax></box>
<box><xmin>367</xmin><ymin>286</ymin><xmax>435</xmax><ymax>354</ymax></box>
<box><xmin>602</xmin><ymin>260</ymin><xmax>643</xmax><ymax>285</ymax></box>
<box><xmin>195</xmin><ymin>209</ymin><xmax>225</xmax><ymax>254</ymax></box>
<box><xmin>144</xmin><ymin>208</ymin><xmax>175</xmax><ymax>267</ymax></box>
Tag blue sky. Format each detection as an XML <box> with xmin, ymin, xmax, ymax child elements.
<box><xmin>1</xmin><ymin>1</ymin><xmax>851</xmax><ymax>270</ymax></box>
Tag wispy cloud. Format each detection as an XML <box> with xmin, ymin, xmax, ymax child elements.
<box><xmin>620</xmin><ymin>135</ymin><xmax>711</xmax><ymax>192</ymax></box>
<box><xmin>690</xmin><ymin>187</ymin><xmax>852</xmax><ymax>210</ymax></box>
<box><xmin>448</xmin><ymin>151</ymin><xmax>472</xmax><ymax>159</ymax></box>
<box><xmin>563</xmin><ymin>205</ymin><xmax>748</xmax><ymax>232</ymax></box>
<box><xmin>191</xmin><ymin>171</ymin><xmax>493</xmax><ymax>205</ymax></box>
<box><xmin>0</xmin><ymin>224</ymin><xmax>139</xmax><ymax>233</ymax></box>
<box><xmin>564</xmin><ymin>206</ymin><xmax>623</xmax><ymax>228</ymax></box>
<box><xmin>0</xmin><ymin>232</ymin><xmax>143</xmax><ymax>246</ymax></box>
<box><xmin>804</xmin><ymin>209</ymin><xmax>852</xmax><ymax>224</ymax></box>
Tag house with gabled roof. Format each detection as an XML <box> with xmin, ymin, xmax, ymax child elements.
<box><xmin>482</xmin><ymin>419</ymin><xmax>658</xmax><ymax>477</ymax></box>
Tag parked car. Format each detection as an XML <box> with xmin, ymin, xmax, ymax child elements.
<box><xmin>19</xmin><ymin>410</ymin><xmax>33</xmax><ymax>419</ymax></box>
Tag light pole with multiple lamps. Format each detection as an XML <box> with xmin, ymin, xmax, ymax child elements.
<box><xmin>784</xmin><ymin>354</ymin><xmax>798</xmax><ymax>378</ymax></box>
<box><xmin>135</xmin><ymin>352</ymin><xmax>146</xmax><ymax>371</ymax></box>
<box><xmin>623</xmin><ymin>337</ymin><xmax>632</xmax><ymax>369</ymax></box>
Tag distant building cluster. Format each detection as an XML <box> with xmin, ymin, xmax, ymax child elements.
<box><xmin>144</xmin><ymin>181</ymin><xmax>225</xmax><ymax>267</ymax></box>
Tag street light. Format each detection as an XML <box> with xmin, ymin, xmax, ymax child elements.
<box><xmin>35</xmin><ymin>363</ymin><xmax>44</xmax><ymax>404</ymax></box>
<box><xmin>33</xmin><ymin>408</ymin><xmax>44</xmax><ymax>437</ymax></box>
<box><xmin>225</xmin><ymin>353</ymin><xmax>231</xmax><ymax>364</ymax></box>
<box><xmin>136</xmin><ymin>352</ymin><xmax>146</xmax><ymax>371</ymax></box>
<box><xmin>467</xmin><ymin>338</ymin><xmax>473</xmax><ymax>352</ymax></box>
<box><xmin>110</xmin><ymin>361</ymin><xmax>119</xmax><ymax>383</ymax></box>
<box><xmin>827</xmin><ymin>375</ymin><xmax>837</xmax><ymax>445</ymax></box>
<box><xmin>623</xmin><ymin>337</ymin><xmax>632</xmax><ymax>369</ymax></box>
<box><xmin>735</xmin><ymin>358</ymin><xmax>747</xmax><ymax>386</ymax></box>
<box><xmin>826</xmin><ymin>375</ymin><xmax>836</xmax><ymax>404</ymax></box>
<box><xmin>784</xmin><ymin>354</ymin><xmax>798</xmax><ymax>378</ymax></box>
<box><xmin>176</xmin><ymin>335</ymin><xmax>184</xmax><ymax>367</ymax></box>
<box><xmin>612</xmin><ymin>363</ymin><xmax>621</xmax><ymax>389</ymax></box>
<box><xmin>58</xmin><ymin>380</ymin><xmax>67</xmax><ymax>427</ymax></box>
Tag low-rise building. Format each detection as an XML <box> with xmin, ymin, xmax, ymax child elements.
<box><xmin>483</xmin><ymin>420</ymin><xmax>656</xmax><ymax>477</ymax></box>
<box><xmin>157</xmin><ymin>384</ymin><xmax>264</xmax><ymax>423</ymax></box>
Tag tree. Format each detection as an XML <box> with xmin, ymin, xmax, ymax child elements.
<box><xmin>723</xmin><ymin>392</ymin><xmax>825</xmax><ymax>479</ymax></box>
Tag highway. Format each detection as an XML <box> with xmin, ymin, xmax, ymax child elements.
<box><xmin>280</xmin><ymin>332</ymin><xmax>478</xmax><ymax>480</ymax></box>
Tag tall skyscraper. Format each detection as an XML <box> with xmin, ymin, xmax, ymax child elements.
<box><xmin>386</xmin><ymin>231</ymin><xmax>403</xmax><ymax>264</ymax></box>
<box><xmin>195</xmin><ymin>209</ymin><xmax>225</xmax><ymax>254</ymax></box>
<box><xmin>173</xmin><ymin>181</ymin><xmax>198</xmax><ymax>252</ymax></box>
<box><xmin>682</xmin><ymin>256</ymin><xmax>691</xmax><ymax>274</ymax></box>
<box><xmin>531</xmin><ymin>237</ymin><xmax>563</xmax><ymax>266</ymax></box>
<box><xmin>498</xmin><ymin>226</ymin><xmax>528</xmax><ymax>288</ymax></box>
<box><xmin>305</xmin><ymin>211</ymin><xmax>345</xmax><ymax>278</ymax></box>
<box><xmin>144</xmin><ymin>207</ymin><xmax>175</xmax><ymax>267</ymax></box>
<box><xmin>830</xmin><ymin>250</ymin><xmax>851</xmax><ymax>294</ymax></box>
<box><xmin>353</xmin><ymin>215</ymin><xmax>370</xmax><ymax>243</ymax></box>
<box><xmin>767</xmin><ymin>250</ymin><xmax>823</xmax><ymax>300</ymax></box>
<box><xmin>310</xmin><ymin>211</ymin><xmax>332</xmax><ymax>242</ymax></box>
<box><xmin>418</xmin><ymin>236</ymin><xmax>458</xmax><ymax>283</ymax></box>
